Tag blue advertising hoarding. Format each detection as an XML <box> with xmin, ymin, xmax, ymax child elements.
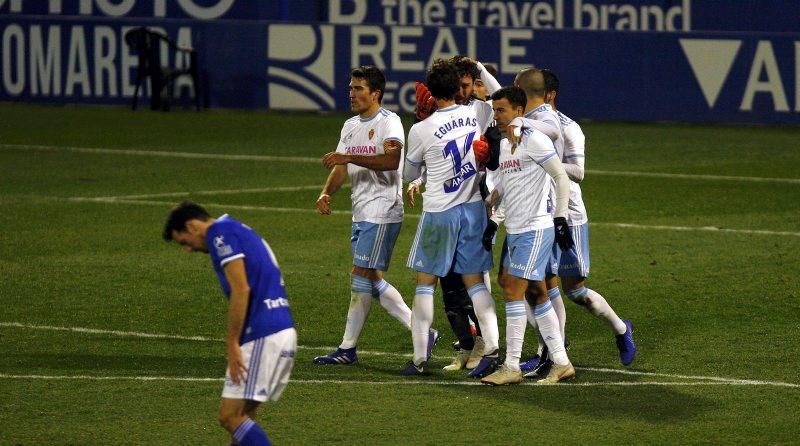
<box><xmin>0</xmin><ymin>0</ymin><xmax>798</xmax><ymax>124</ymax></box>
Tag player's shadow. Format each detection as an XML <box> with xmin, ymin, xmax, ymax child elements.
<box><xmin>448</xmin><ymin>364</ymin><xmax>717</xmax><ymax>424</ymax></box>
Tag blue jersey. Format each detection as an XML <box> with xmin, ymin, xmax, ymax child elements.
<box><xmin>207</xmin><ymin>215</ymin><xmax>294</xmax><ymax>344</ymax></box>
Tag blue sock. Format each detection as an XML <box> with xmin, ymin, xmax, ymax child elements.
<box><xmin>233</xmin><ymin>419</ymin><xmax>271</xmax><ymax>446</ymax></box>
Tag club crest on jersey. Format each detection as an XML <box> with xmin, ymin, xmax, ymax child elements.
<box><xmin>214</xmin><ymin>236</ymin><xmax>233</xmax><ymax>256</ymax></box>
<box><xmin>368</xmin><ymin>129</ymin><xmax>374</xmax><ymax>140</ymax></box>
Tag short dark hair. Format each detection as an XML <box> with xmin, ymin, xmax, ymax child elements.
<box><xmin>491</xmin><ymin>86</ymin><xmax>527</xmax><ymax>110</ymax></box>
<box><xmin>450</xmin><ymin>55</ymin><xmax>480</xmax><ymax>81</ymax></box>
<box><xmin>483</xmin><ymin>63</ymin><xmax>498</xmax><ymax>78</ymax></box>
<box><xmin>542</xmin><ymin>69</ymin><xmax>560</xmax><ymax>95</ymax></box>
<box><xmin>162</xmin><ymin>201</ymin><xmax>211</xmax><ymax>241</ymax></box>
<box><xmin>425</xmin><ymin>59</ymin><xmax>460</xmax><ymax>100</ymax></box>
<box><xmin>351</xmin><ymin>65</ymin><xmax>386</xmax><ymax>103</ymax></box>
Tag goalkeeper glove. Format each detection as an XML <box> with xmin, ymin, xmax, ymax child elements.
<box><xmin>482</xmin><ymin>220</ymin><xmax>498</xmax><ymax>252</ymax></box>
<box><xmin>415</xmin><ymin>82</ymin><xmax>437</xmax><ymax>122</ymax></box>
<box><xmin>553</xmin><ymin>217</ymin><xmax>574</xmax><ymax>251</ymax></box>
<box><xmin>473</xmin><ymin>135</ymin><xmax>489</xmax><ymax>163</ymax></box>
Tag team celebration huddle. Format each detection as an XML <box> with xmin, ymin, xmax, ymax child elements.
<box><xmin>312</xmin><ymin>57</ymin><xmax>636</xmax><ymax>385</ymax></box>
<box><xmin>161</xmin><ymin>55</ymin><xmax>638</xmax><ymax>446</ymax></box>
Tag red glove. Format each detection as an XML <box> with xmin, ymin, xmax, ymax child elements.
<box><xmin>415</xmin><ymin>82</ymin><xmax>437</xmax><ymax>121</ymax></box>
<box><xmin>473</xmin><ymin>134</ymin><xmax>489</xmax><ymax>163</ymax></box>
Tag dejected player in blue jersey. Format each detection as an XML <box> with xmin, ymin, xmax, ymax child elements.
<box><xmin>164</xmin><ymin>201</ymin><xmax>296</xmax><ymax>446</ymax></box>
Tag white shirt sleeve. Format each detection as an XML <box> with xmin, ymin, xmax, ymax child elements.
<box><xmin>540</xmin><ymin>156</ymin><xmax>570</xmax><ymax>220</ymax></box>
<box><xmin>403</xmin><ymin>124</ymin><xmax>424</xmax><ymax>182</ymax></box>
<box><xmin>383</xmin><ymin>115</ymin><xmax>406</xmax><ymax>147</ymax></box>
<box><xmin>562</xmin><ymin>123</ymin><xmax>585</xmax><ymax>182</ymax></box>
<box><xmin>476</xmin><ymin>61</ymin><xmax>502</xmax><ymax>95</ymax></box>
<box><xmin>475</xmin><ymin>101</ymin><xmax>494</xmax><ymax>133</ymax></box>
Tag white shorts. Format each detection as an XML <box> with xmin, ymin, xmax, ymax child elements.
<box><xmin>222</xmin><ymin>328</ymin><xmax>297</xmax><ymax>403</ymax></box>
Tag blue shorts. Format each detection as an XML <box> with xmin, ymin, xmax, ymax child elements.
<box><xmin>546</xmin><ymin>222</ymin><xmax>590</xmax><ymax>277</ymax></box>
<box><xmin>503</xmin><ymin>228</ymin><xmax>554</xmax><ymax>281</ymax></box>
<box><xmin>351</xmin><ymin>221</ymin><xmax>402</xmax><ymax>271</ymax></box>
<box><xmin>407</xmin><ymin>201</ymin><xmax>493</xmax><ymax>277</ymax></box>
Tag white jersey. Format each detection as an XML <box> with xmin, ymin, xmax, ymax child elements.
<box><xmin>336</xmin><ymin>108</ymin><xmax>405</xmax><ymax>224</ymax></box>
<box><xmin>496</xmin><ymin>128</ymin><xmax>559</xmax><ymax>234</ymax></box>
<box><xmin>526</xmin><ymin>103</ymin><xmax>563</xmax><ymax>156</ymax></box>
<box><xmin>406</xmin><ymin>104</ymin><xmax>484</xmax><ymax>212</ymax></box>
<box><xmin>465</xmin><ymin>98</ymin><xmax>494</xmax><ymax>134</ymax></box>
<box><xmin>557</xmin><ymin>111</ymin><xmax>588</xmax><ymax>225</ymax></box>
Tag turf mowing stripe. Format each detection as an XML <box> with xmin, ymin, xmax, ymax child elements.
<box><xmin>585</xmin><ymin>169</ymin><xmax>800</xmax><ymax>184</ymax></box>
<box><xmin>4</xmin><ymin>322</ymin><xmax>797</xmax><ymax>387</ymax></box>
<box><xmin>0</xmin><ymin>374</ymin><xmax>797</xmax><ymax>388</ymax></box>
<box><xmin>65</xmin><ymin>197</ymin><xmax>800</xmax><ymax>237</ymax></box>
<box><xmin>4</xmin><ymin>143</ymin><xmax>798</xmax><ymax>184</ymax></box>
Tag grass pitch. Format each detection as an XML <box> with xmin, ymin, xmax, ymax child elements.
<box><xmin>1</xmin><ymin>104</ymin><xmax>799</xmax><ymax>445</ymax></box>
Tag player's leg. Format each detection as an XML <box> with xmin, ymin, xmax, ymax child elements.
<box><xmin>367</xmin><ymin>222</ymin><xmax>413</xmax><ymax>329</ymax></box>
<box><xmin>560</xmin><ymin>222</ymin><xmax>636</xmax><ymax>365</ymax></box>
<box><xmin>480</xmin><ymin>271</ymin><xmax>526</xmax><ymax>385</ymax></box>
<box><xmin>441</xmin><ymin>270</ymin><xmax>475</xmax><ymax>371</ymax></box>
<box><xmin>219</xmin><ymin>399</ymin><xmax>270</xmax><ymax>446</ymax></box>
<box><xmin>453</xmin><ymin>201</ymin><xmax>499</xmax><ymax>378</ymax></box>
<box><xmin>402</xmin><ymin>210</ymin><xmax>457</xmax><ymax>375</ymax></box>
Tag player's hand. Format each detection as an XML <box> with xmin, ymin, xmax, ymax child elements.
<box><xmin>406</xmin><ymin>183</ymin><xmax>420</xmax><ymax>207</ymax></box>
<box><xmin>482</xmin><ymin>220</ymin><xmax>498</xmax><ymax>252</ymax></box>
<box><xmin>415</xmin><ymin>82</ymin><xmax>437</xmax><ymax>121</ymax></box>
<box><xmin>316</xmin><ymin>194</ymin><xmax>332</xmax><ymax>215</ymax></box>
<box><xmin>554</xmin><ymin>217</ymin><xmax>574</xmax><ymax>251</ymax></box>
<box><xmin>322</xmin><ymin>152</ymin><xmax>348</xmax><ymax>169</ymax></box>
<box><xmin>227</xmin><ymin>343</ymin><xmax>249</xmax><ymax>385</ymax></box>
<box><xmin>507</xmin><ymin>125</ymin><xmax>521</xmax><ymax>147</ymax></box>
<box><xmin>473</xmin><ymin>135</ymin><xmax>489</xmax><ymax>163</ymax></box>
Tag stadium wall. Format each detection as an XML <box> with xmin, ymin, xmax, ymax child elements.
<box><xmin>1</xmin><ymin>0</ymin><xmax>798</xmax><ymax>124</ymax></box>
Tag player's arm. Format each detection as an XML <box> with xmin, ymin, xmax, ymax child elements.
<box><xmin>222</xmin><ymin>258</ymin><xmax>251</xmax><ymax>385</ymax></box>
<box><xmin>539</xmin><ymin>155</ymin><xmax>574</xmax><ymax>250</ymax></box>
<box><xmin>317</xmin><ymin>165</ymin><xmax>347</xmax><ymax>215</ymax></box>
<box><xmin>562</xmin><ymin>125</ymin><xmax>586</xmax><ymax>183</ymax></box>
<box><xmin>403</xmin><ymin>126</ymin><xmax>424</xmax><ymax>182</ymax></box>
<box><xmin>406</xmin><ymin>167</ymin><xmax>426</xmax><ymax>208</ymax></box>
<box><xmin>324</xmin><ymin>139</ymin><xmax>402</xmax><ymax>171</ymax></box>
<box><xmin>511</xmin><ymin>116</ymin><xmax>559</xmax><ymax>142</ymax></box>
<box><xmin>476</xmin><ymin>61</ymin><xmax>502</xmax><ymax>95</ymax></box>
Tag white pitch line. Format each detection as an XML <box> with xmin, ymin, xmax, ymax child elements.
<box><xmin>85</xmin><ymin>185</ymin><xmax>349</xmax><ymax>201</ymax></box>
<box><xmin>4</xmin><ymin>322</ymin><xmax>799</xmax><ymax>387</ymax></box>
<box><xmin>3</xmin><ymin>143</ymin><xmax>798</xmax><ymax>185</ymax></box>
<box><xmin>65</xmin><ymin>196</ymin><xmax>800</xmax><ymax>237</ymax></box>
<box><xmin>0</xmin><ymin>374</ymin><xmax>797</xmax><ymax>388</ymax></box>
<box><xmin>0</xmin><ymin>143</ymin><xmax>318</xmax><ymax>163</ymax></box>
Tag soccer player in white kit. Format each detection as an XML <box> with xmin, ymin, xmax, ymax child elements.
<box><xmin>479</xmin><ymin>86</ymin><xmax>576</xmax><ymax>385</ymax></box>
<box><xmin>314</xmin><ymin>66</ymin><xmax>431</xmax><ymax>366</ymax></box>
<box><xmin>539</xmin><ymin>68</ymin><xmax>636</xmax><ymax>366</ymax></box>
<box><xmin>400</xmin><ymin>59</ymin><xmax>499</xmax><ymax>376</ymax></box>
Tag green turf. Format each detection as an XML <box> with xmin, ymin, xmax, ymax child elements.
<box><xmin>1</xmin><ymin>103</ymin><xmax>799</xmax><ymax>445</ymax></box>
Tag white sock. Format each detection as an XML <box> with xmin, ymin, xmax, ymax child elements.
<box><xmin>548</xmin><ymin>287</ymin><xmax>567</xmax><ymax>341</ymax></box>
<box><xmin>411</xmin><ymin>286</ymin><xmax>434</xmax><ymax>364</ymax></box>
<box><xmin>340</xmin><ymin>274</ymin><xmax>373</xmax><ymax>349</ymax></box>
<box><xmin>524</xmin><ymin>300</ymin><xmax>545</xmax><ymax>356</ymax></box>
<box><xmin>374</xmin><ymin>279</ymin><xmax>412</xmax><ymax>330</ymax></box>
<box><xmin>567</xmin><ymin>287</ymin><xmax>627</xmax><ymax>335</ymax></box>
<box><xmin>467</xmin><ymin>283</ymin><xmax>499</xmax><ymax>354</ymax></box>
<box><xmin>482</xmin><ymin>271</ymin><xmax>492</xmax><ymax>294</ymax></box>
<box><xmin>533</xmin><ymin>301</ymin><xmax>569</xmax><ymax>366</ymax></box>
<box><xmin>504</xmin><ymin>301</ymin><xmax>527</xmax><ymax>371</ymax></box>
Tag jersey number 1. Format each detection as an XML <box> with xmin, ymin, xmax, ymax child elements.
<box><xmin>442</xmin><ymin>131</ymin><xmax>477</xmax><ymax>193</ymax></box>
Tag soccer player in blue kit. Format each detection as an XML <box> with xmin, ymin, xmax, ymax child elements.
<box><xmin>164</xmin><ymin>201</ymin><xmax>295</xmax><ymax>446</ymax></box>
